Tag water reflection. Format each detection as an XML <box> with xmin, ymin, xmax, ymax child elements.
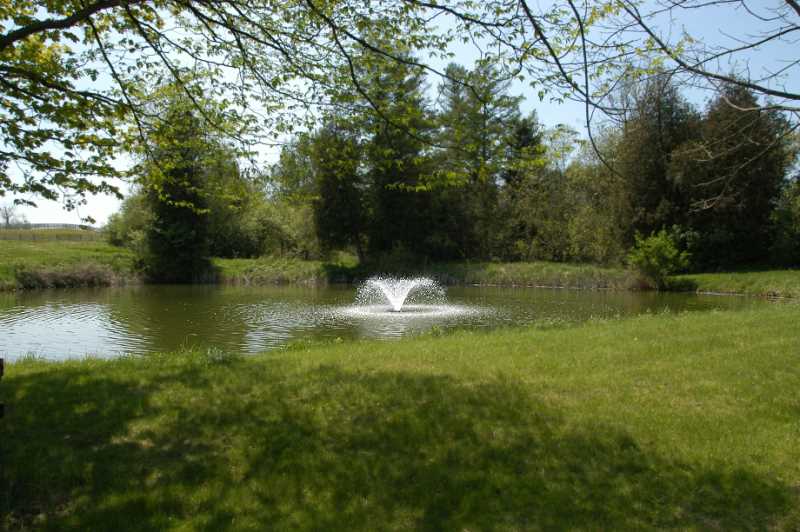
<box><xmin>0</xmin><ymin>284</ymin><xmax>766</xmax><ymax>361</ymax></box>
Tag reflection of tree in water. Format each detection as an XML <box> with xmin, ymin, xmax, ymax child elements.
<box><xmin>105</xmin><ymin>285</ymin><xmax>356</xmax><ymax>355</ymax></box>
<box><xmin>105</xmin><ymin>285</ymin><xmax>256</xmax><ymax>354</ymax></box>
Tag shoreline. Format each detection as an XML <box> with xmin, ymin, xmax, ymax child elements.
<box><xmin>1</xmin><ymin>240</ymin><xmax>797</xmax><ymax>297</ymax></box>
<box><xmin>2</xmin><ymin>260</ymin><xmax>798</xmax><ymax>299</ymax></box>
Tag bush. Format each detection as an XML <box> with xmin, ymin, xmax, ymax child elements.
<box><xmin>627</xmin><ymin>229</ymin><xmax>689</xmax><ymax>289</ymax></box>
<box><xmin>770</xmin><ymin>178</ymin><xmax>800</xmax><ymax>267</ymax></box>
<box><xmin>103</xmin><ymin>192</ymin><xmax>152</xmax><ymax>248</ymax></box>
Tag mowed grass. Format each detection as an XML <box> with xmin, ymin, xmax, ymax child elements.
<box><xmin>2</xmin><ymin>304</ymin><xmax>799</xmax><ymax>530</ymax></box>
<box><xmin>671</xmin><ymin>269</ymin><xmax>800</xmax><ymax>298</ymax></box>
<box><xmin>0</xmin><ymin>240</ymin><xmax>135</xmax><ymax>290</ymax></box>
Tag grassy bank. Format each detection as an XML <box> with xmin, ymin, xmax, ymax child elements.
<box><xmin>214</xmin><ymin>256</ymin><xmax>334</xmax><ymax>285</ymax></box>
<box><xmin>208</xmin><ymin>256</ymin><xmax>800</xmax><ymax>296</ymax></box>
<box><xmin>670</xmin><ymin>270</ymin><xmax>800</xmax><ymax>298</ymax></box>
<box><xmin>215</xmin><ymin>256</ymin><xmax>636</xmax><ymax>289</ymax></box>
<box><xmin>2</xmin><ymin>239</ymin><xmax>797</xmax><ymax>296</ymax></box>
<box><xmin>0</xmin><ymin>241</ymin><xmax>137</xmax><ymax>290</ymax></box>
<box><xmin>2</xmin><ymin>305</ymin><xmax>799</xmax><ymax>530</ymax></box>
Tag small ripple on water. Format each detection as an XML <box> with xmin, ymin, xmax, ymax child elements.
<box><xmin>0</xmin><ymin>302</ymin><xmax>148</xmax><ymax>360</ymax></box>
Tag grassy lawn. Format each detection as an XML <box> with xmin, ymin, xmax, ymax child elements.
<box><xmin>2</xmin><ymin>304</ymin><xmax>799</xmax><ymax>530</ymax></box>
<box><xmin>671</xmin><ymin>270</ymin><xmax>800</xmax><ymax>298</ymax></box>
<box><xmin>0</xmin><ymin>240</ymin><xmax>136</xmax><ymax>290</ymax></box>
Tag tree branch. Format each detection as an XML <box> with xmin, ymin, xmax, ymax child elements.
<box><xmin>0</xmin><ymin>0</ymin><xmax>140</xmax><ymax>51</ymax></box>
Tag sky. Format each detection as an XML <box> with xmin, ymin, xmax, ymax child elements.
<box><xmin>6</xmin><ymin>1</ymin><xmax>798</xmax><ymax>226</ymax></box>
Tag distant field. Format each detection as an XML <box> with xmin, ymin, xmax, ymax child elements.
<box><xmin>0</xmin><ymin>228</ymin><xmax>102</xmax><ymax>242</ymax></box>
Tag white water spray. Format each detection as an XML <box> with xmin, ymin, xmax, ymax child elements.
<box><xmin>357</xmin><ymin>277</ymin><xmax>443</xmax><ymax>312</ymax></box>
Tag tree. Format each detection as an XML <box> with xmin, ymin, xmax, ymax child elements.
<box><xmin>104</xmin><ymin>189</ymin><xmax>151</xmax><ymax>247</ymax></box>
<box><xmin>771</xmin><ymin>176</ymin><xmax>800</xmax><ymax>266</ymax></box>
<box><xmin>563</xmin><ymin>134</ymin><xmax>629</xmax><ymax>265</ymax></box>
<box><xmin>269</xmin><ymin>134</ymin><xmax>317</xmax><ymax>203</ymax></box>
<box><xmin>360</xmin><ymin>55</ymin><xmax>435</xmax><ymax>259</ymax></box>
<box><xmin>310</xmin><ymin>118</ymin><xmax>367</xmax><ymax>262</ymax></box>
<box><xmin>0</xmin><ymin>203</ymin><xmax>18</xmax><ymax>227</ymax></box>
<box><xmin>0</xmin><ymin>0</ymin><xmax>454</xmax><ymax>210</ymax></box>
<box><xmin>136</xmin><ymin>97</ymin><xmax>216</xmax><ymax>283</ymax></box>
<box><xmin>672</xmin><ymin>85</ymin><xmax>798</xmax><ymax>267</ymax></box>
<box><xmin>5</xmin><ymin>0</ymin><xmax>799</xmax><ymax>217</ymax></box>
<box><xmin>434</xmin><ymin>62</ymin><xmax>524</xmax><ymax>259</ymax></box>
<box><xmin>616</xmin><ymin>75</ymin><xmax>701</xmax><ymax>238</ymax></box>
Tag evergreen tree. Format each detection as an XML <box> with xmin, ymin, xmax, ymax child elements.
<box><xmin>434</xmin><ymin>62</ymin><xmax>524</xmax><ymax>259</ymax></box>
<box><xmin>360</xmin><ymin>56</ymin><xmax>435</xmax><ymax>258</ymax></box>
<box><xmin>673</xmin><ymin>85</ymin><xmax>796</xmax><ymax>267</ymax></box>
<box><xmin>310</xmin><ymin>118</ymin><xmax>367</xmax><ymax>262</ymax></box>
<box><xmin>617</xmin><ymin>75</ymin><xmax>701</xmax><ymax>238</ymax></box>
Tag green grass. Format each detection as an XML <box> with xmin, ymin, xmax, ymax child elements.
<box><xmin>413</xmin><ymin>260</ymin><xmax>635</xmax><ymax>288</ymax></box>
<box><xmin>214</xmin><ymin>256</ymin><xmax>335</xmax><ymax>285</ymax></box>
<box><xmin>0</xmin><ymin>240</ymin><xmax>136</xmax><ymax>290</ymax></box>
<box><xmin>216</xmin><ymin>256</ymin><xmax>636</xmax><ymax>289</ymax></box>
<box><xmin>670</xmin><ymin>270</ymin><xmax>800</xmax><ymax>298</ymax></box>
<box><xmin>3</xmin><ymin>304</ymin><xmax>799</xmax><ymax>530</ymax></box>
<box><xmin>2</xmin><ymin>238</ymin><xmax>797</xmax><ymax>297</ymax></box>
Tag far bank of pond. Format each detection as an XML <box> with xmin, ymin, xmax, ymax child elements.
<box><xmin>1</xmin><ymin>240</ymin><xmax>798</xmax><ymax>297</ymax></box>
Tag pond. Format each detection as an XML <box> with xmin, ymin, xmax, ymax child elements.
<box><xmin>0</xmin><ymin>283</ymin><xmax>768</xmax><ymax>361</ymax></box>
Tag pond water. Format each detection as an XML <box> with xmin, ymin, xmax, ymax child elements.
<box><xmin>0</xmin><ymin>284</ymin><xmax>768</xmax><ymax>361</ymax></box>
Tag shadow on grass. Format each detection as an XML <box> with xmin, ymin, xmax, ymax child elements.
<box><xmin>1</xmin><ymin>361</ymin><xmax>796</xmax><ymax>530</ymax></box>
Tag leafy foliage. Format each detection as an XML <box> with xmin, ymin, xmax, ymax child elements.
<box><xmin>310</xmin><ymin>119</ymin><xmax>366</xmax><ymax>261</ymax></box>
<box><xmin>628</xmin><ymin>229</ymin><xmax>690</xmax><ymax>289</ymax></box>
<box><xmin>136</xmin><ymin>98</ymin><xmax>214</xmax><ymax>283</ymax></box>
<box><xmin>770</xmin><ymin>177</ymin><xmax>800</xmax><ymax>267</ymax></box>
<box><xmin>673</xmin><ymin>85</ymin><xmax>796</xmax><ymax>268</ymax></box>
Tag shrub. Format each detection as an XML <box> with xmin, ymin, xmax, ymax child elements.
<box><xmin>627</xmin><ymin>229</ymin><xmax>689</xmax><ymax>289</ymax></box>
<box><xmin>770</xmin><ymin>178</ymin><xmax>800</xmax><ymax>267</ymax></box>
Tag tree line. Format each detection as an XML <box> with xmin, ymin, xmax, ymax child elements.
<box><xmin>107</xmin><ymin>58</ymin><xmax>800</xmax><ymax>282</ymax></box>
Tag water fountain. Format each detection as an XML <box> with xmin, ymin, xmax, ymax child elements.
<box><xmin>338</xmin><ymin>276</ymin><xmax>480</xmax><ymax>324</ymax></box>
<box><xmin>358</xmin><ymin>277</ymin><xmax>443</xmax><ymax>312</ymax></box>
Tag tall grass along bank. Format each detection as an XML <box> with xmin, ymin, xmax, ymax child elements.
<box><xmin>216</xmin><ymin>257</ymin><xmax>636</xmax><ymax>289</ymax></box>
<box><xmin>2</xmin><ymin>304</ymin><xmax>799</xmax><ymax>530</ymax></box>
<box><xmin>670</xmin><ymin>269</ymin><xmax>800</xmax><ymax>298</ymax></box>
<box><xmin>0</xmin><ymin>241</ymin><xmax>137</xmax><ymax>290</ymax></box>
